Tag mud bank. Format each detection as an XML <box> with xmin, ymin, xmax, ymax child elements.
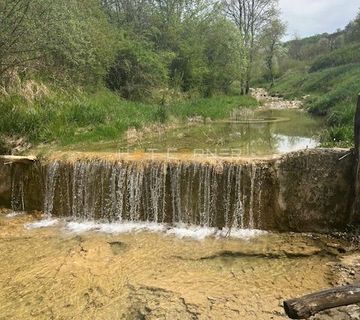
<box><xmin>0</xmin><ymin>148</ymin><xmax>354</xmax><ymax>233</ymax></box>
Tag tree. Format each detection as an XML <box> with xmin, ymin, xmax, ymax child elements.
<box><xmin>44</xmin><ymin>0</ymin><xmax>117</xmax><ymax>84</ymax></box>
<box><xmin>202</xmin><ymin>17</ymin><xmax>244</xmax><ymax>95</ymax></box>
<box><xmin>0</xmin><ymin>0</ymin><xmax>117</xmax><ymax>86</ymax></box>
<box><xmin>0</xmin><ymin>0</ymin><xmax>49</xmax><ymax>80</ymax></box>
<box><xmin>287</xmin><ymin>33</ymin><xmax>303</xmax><ymax>60</ymax></box>
<box><xmin>345</xmin><ymin>9</ymin><xmax>360</xmax><ymax>43</ymax></box>
<box><xmin>222</xmin><ymin>0</ymin><xmax>280</xmax><ymax>94</ymax></box>
<box><xmin>100</xmin><ymin>0</ymin><xmax>153</xmax><ymax>33</ymax></box>
<box><xmin>261</xmin><ymin>17</ymin><xmax>286</xmax><ymax>86</ymax></box>
<box><xmin>105</xmin><ymin>38</ymin><xmax>169</xmax><ymax>100</ymax></box>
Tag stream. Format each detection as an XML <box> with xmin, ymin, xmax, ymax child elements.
<box><xmin>0</xmin><ymin>211</ymin><xmax>348</xmax><ymax>320</ymax></box>
<box><xmin>0</xmin><ymin>104</ymin><xmax>356</xmax><ymax>320</ymax></box>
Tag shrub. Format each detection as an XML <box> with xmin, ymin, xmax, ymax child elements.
<box><xmin>310</xmin><ymin>43</ymin><xmax>360</xmax><ymax>72</ymax></box>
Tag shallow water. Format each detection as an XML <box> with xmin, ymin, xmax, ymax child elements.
<box><xmin>0</xmin><ymin>212</ymin><xmax>340</xmax><ymax>320</ymax></box>
<box><xmin>131</xmin><ymin>110</ymin><xmax>323</xmax><ymax>156</ymax></box>
<box><xmin>66</xmin><ymin>110</ymin><xmax>324</xmax><ymax>156</ymax></box>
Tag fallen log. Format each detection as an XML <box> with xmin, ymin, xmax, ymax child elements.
<box><xmin>0</xmin><ymin>155</ymin><xmax>37</xmax><ymax>165</ymax></box>
<box><xmin>284</xmin><ymin>285</ymin><xmax>360</xmax><ymax>319</ymax></box>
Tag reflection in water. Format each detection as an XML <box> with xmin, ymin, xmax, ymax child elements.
<box><xmin>0</xmin><ymin>212</ymin><xmax>338</xmax><ymax>320</ymax></box>
<box><xmin>119</xmin><ymin>110</ymin><xmax>323</xmax><ymax>156</ymax></box>
<box><xmin>274</xmin><ymin>134</ymin><xmax>319</xmax><ymax>153</ymax></box>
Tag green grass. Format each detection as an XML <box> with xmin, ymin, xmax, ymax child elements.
<box><xmin>0</xmin><ymin>89</ymin><xmax>258</xmax><ymax>148</ymax></box>
<box><xmin>169</xmin><ymin>95</ymin><xmax>258</xmax><ymax>120</ymax></box>
<box><xmin>310</xmin><ymin>43</ymin><xmax>360</xmax><ymax>72</ymax></box>
<box><xmin>271</xmin><ymin>61</ymin><xmax>360</xmax><ymax>147</ymax></box>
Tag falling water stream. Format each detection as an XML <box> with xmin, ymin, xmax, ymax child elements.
<box><xmin>14</xmin><ymin>159</ymin><xmax>267</xmax><ymax>232</ymax></box>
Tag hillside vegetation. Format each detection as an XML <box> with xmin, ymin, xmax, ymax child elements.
<box><xmin>0</xmin><ymin>0</ymin><xmax>282</xmax><ymax>153</ymax></box>
<box><xmin>270</xmin><ymin>11</ymin><xmax>360</xmax><ymax>146</ymax></box>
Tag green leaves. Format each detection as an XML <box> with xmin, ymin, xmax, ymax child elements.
<box><xmin>0</xmin><ymin>0</ymin><xmax>117</xmax><ymax>86</ymax></box>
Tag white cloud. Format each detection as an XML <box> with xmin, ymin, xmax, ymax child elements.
<box><xmin>279</xmin><ymin>0</ymin><xmax>360</xmax><ymax>39</ymax></box>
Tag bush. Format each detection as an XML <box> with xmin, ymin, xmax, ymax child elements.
<box><xmin>322</xmin><ymin>126</ymin><xmax>353</xmax><ymax>146</ymax></box>
<box><xmin>106</xmin><ymin>38</ymin><xmax>169</xmax><ymax>100</ymax></box>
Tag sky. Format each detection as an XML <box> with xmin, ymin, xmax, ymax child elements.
<box><xmin>279</xmin><ymin>0</ymin><xmax>360</xmax><ymax>40</ymax></box>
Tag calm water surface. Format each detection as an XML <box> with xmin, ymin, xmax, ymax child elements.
<box><xmin>68</xmin><ymin>109</ymin><xmax>324</xmax><ymax>156</ymax></box>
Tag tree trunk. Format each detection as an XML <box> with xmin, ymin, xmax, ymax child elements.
<box><xmin>352</xmin><ymin>94</ymin><xmax>360</xmax><ymax>223</ymax></box>
<box><xmin>284</xmin><ymin>285</ymin><xmax>360</xmax><ymax>319</ymax></box>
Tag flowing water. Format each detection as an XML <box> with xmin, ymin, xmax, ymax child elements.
<box><xmin>0</xmin><ymin>211</ymin><xmax>343</xmax><ymax>320</ymax></box>
<box><xmin>10</xmin><ymin>158</ymin><xmax>278</xmax><ymax>230</ymax></box>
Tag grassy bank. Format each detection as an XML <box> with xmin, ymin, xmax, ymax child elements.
<box><xmin>270</xmin><ymin>44</ymin><xmax>360</xmax><ymax>146</ymax></box>
<box><xmin>0</xmin><ymin>89</ymin><xmax>258</xmax><ymax>151</ymax></box>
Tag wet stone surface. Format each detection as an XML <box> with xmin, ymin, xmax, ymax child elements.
<box><xmin>0</xmin><ymin>210</ymin><xmax>358</xmax><ymax>320</ymax></box>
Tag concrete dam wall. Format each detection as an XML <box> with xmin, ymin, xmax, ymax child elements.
<box><xmin>0</xmin><ymin>149</ymin><xmax>354</xmax><ymax>233</ymax></box>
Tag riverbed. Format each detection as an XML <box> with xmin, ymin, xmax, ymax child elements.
<box><xmin>0</xmin><ymin>210</ymin><xmax>351</xmax><ymax>320</ymax></box>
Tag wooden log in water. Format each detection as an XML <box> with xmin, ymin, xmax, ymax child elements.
<box><xmin>284</xmin><ymin>285</ymin><xmax>360</xmax><ymax>319</ymax></box>
<box><xmin>0</xmin><ymin>155</ymin><xmax>37</xmax><ymax>165</ymax></box>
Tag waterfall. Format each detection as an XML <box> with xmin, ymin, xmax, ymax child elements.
<box><xmin>11</xmin><ymin>159</ymin><xmax>266</xmax><ymax>229</ymax></box>
<box><xmin>44</xmin><ymin>161</ymin><xmax>59</xmax><ymax>217</ymax></box>
<box><xmin>5</xmin><ymin>149</ymin><xmax>354</xmax><ymax>233</ymax></box>
<box><xmin>248</xmin><ymin>163</ymin><xmax>257</xmax><ymax>229</ymax></box>
<box><xmin>11</xmin><ymin>165</ymin><xmax>25</xmax><ymax>212</ymax></box>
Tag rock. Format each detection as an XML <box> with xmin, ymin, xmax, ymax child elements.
<box><xmin>250</xmin><ymin>88</ymin><xmax>303</xmax><ymax>110</ymax></box>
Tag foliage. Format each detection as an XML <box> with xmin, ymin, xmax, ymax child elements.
<box><xmin>310</xmin><ymin>43</ymin><xmax>360</xmax><ymax>72</ymax></box>
<box><xmin>44</xmin><ymin>0</ymin><xmax>117</xmax><ymax>84</ymax></box>
<box><xmin>271</xmin><ymin>62</ymin><xmax>360</xmax><ymax>147</ymax></box>
<box><xmin>269</xmin><ymin>8</ymin><xmax>360</xmax><ymax>147</ymax></box>
<box><xmin>105</xmin><ymin>37</ymin><xmax>169</xmax><ymax>100</ymax></box>
<box><xmin>0</xmin><ymin>0</ymin><xmax>117</xmax><ymax>87</ymax></box>
<box><xmin>222</xmin><ymin>0</ymin><xmax>281</xmax><ymax>94</ymax></box>
<box><xmin>345</xmin><ymin>11</ymin><xmax>360</xmax><ymax>43</ymax></box>
<box><xmin>0</xmin><ymin>0</ymin><xmax>270</xmax><ymax>150</ymax></box>
<box><xmin>0</xmin><ymin>89</ymin><xmax>258</xmax><ymax>147</ymax></box>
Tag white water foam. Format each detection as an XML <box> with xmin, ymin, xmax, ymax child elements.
<box><xmin>23</xmin><ymin>219</ymin><xmax>267</xmax><ymax>240</ymax></box>
<box><xmin>66</xmin><ymin>221</ymin><xmax>167</xmax><ymax>234</ymax></box>
<box><xmin>167</xmin><ymin>224</ymin><xmax>217</xmax><ymax>241</ymax></box>
<box><xmin>25</xmin><ymin>218</ymin><xmax>59</xmax><ymax>229</ymax></box>
<box><xmin>217</xmin><ymin>228</ymin><xmax>267</xmax><ymax>240</ymax></box>
<box><xmin>65</xmin><ymin>221</ymin><xmax>267</xmax><ymax>240</ymax></box>
<box><xmin>6</xmin><ymin>211</ymin><xmax>27</xmax><ymax>218</ymax></box>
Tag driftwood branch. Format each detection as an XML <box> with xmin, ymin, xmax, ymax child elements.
<box><xmin>0</xmin><ymin>155</ymin><xmax>37</xmax><ymax>165</ymax></box>
<box><xmin>284</xmin><ymin>285</ymin><xmax>360</xmax><ymax>319</ymax></box>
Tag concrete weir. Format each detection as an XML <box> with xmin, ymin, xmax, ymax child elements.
<box><xmin>0</xmin><ymin>149</ymin><xmax>354</xmax><ymax>233</ymax></box>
